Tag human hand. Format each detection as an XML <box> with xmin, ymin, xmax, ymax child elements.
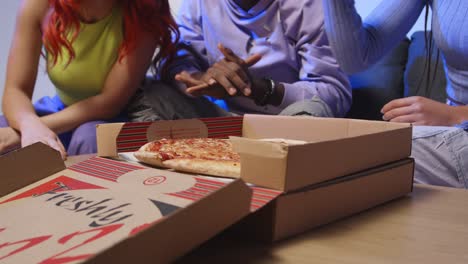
<box><xmin>20</xmin><ymin>120</ymin><xmax>67</xmax><ymax>160</ymax></box>
<box><xmin>176</xmin><ymin>44</ymin><xmax>262</xmax><ymax>98</ymax></box>
<box><xmin>0</xmin><ymin>127</ymin><xmax>21</xmax><ymax>155</ymax></box>
<box><xmin>381</xmin><ymin>96</ymin><xmax>460</xmax><ymax>126</ymax></box>
<box><xmin>175</xmin><ymin>71</ymin><xmax>230</xmax><ymax>98</ymax></box>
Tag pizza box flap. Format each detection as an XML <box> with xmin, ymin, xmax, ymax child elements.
<box><xmin>283</xmin><ymin>129</ymin><xmax>412</xmax><ymax>190</ymax></box>
<box><xmin>87</xmin><ymin>179</ymin><xmax>252</xmax><ymax>263</ymax></box>
<box><xmin>0</xmin><ymin>154</ymin><xmax>254</xmax><ymax>263</ymax></box>
<box><xmin>242</xmin><ymin>114</ymin><xmax>411</xmax><ymax>141</ymax></box>
<box><xmin>0</xmin><ymin>142</ymin><xmax>65</xmax><ymax>198</ymax></box>
<box><xmin>230</xmin><ymin>136</ymin><xmax>290</xmax><ymax>191</ymax></box>
<box><xmin>97</xmin><ymin>122</ymin><xmax>126</xmax><ymax>157</ymax></box>
<box><xmin>235</xmin><ymin>115</ymin><xmax>412</xmax><ymax>191</ymax></box>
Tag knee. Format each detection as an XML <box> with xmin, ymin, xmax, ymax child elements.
<box><xmin>280</xmin><ymin>96</ymin><xmax>334</xmax><ymax>117</ymax></box>
<box><xmin>68</xmin><ymin>121</ymin><xmax>103</xmax><ymax>155</ymax></box>
<box><xmin>143</xmin><ymin>80</ymin><xmax>182</xmax><ymax>100</ymax></box>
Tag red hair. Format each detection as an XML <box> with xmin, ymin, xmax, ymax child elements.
<box><xmin>43</xmin><ymin>0</ymin><xmax>179</xmax><ymax>71</ymax></box>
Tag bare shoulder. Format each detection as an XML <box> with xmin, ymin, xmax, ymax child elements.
<box><xmin>17</xmin><ymin>0</ymin><xmax>50</xmax><ymax>27</ymax></box>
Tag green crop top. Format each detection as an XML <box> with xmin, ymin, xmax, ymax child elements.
<box><xmin>47</xmin><ymin>7</ymin><xmax>123</xmax><ymax>106</ymax></box>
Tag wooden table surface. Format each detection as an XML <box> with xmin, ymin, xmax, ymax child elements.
<box><xmin>66</xmin><ymin>155</ymin><xmax>468</xmax><ymax>264</ymax></box>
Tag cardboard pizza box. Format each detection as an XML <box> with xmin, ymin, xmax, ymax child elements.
<box><xmin>97</xmin><ymin>114</ymin><xmax>412</xmax><ymax>191</ymax></box>
<box><xmin>0</xmin><ymin>143</ymin><xmax>254</xmax><ymax>263</ymax></box>
<box><xmin>95</xmin><ymin>115</ymin><xmax>414</xmax><ymax>242</ymax></box>
<box><xmin>232</xmin><ymin>158</ymin><xmax>414</xmax><ymax>242</ymax></box>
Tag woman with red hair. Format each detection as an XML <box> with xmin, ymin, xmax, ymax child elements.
<box><xmin>0</xmin><ymin>0</ymin><xmax>178</xmax><ymax>158</ymax></box>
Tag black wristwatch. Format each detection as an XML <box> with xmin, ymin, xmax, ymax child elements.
<box><xmin>254</xmin><ymin>78</ymin><xmax>276</xmax><ymax>106</ymax></box>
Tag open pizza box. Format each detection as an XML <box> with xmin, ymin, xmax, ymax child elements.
<box><xmin>0</xmin><ymin>143</ymin><xmax>279</xmax><ymax>263</ymax></box>
<box><xmin>96</xmin><ymin>114</ymin><xmax>414</xmax><ymax>241</ymax></box>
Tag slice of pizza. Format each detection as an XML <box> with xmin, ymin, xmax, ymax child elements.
<box><xmin>134</xmin><ymin>138</ymin><xmax>241</xmax><ymax>178</ymax></box>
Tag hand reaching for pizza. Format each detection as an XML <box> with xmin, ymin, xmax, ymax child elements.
<box><xmin>175</xmin><ymin>44</ymin><xmax>262</xmax><ymax>98</ymax></box>
<box><xmin>20</xmin><ymin>119</ymin><xmax>67</xmax><ymax>160</ymax></box>
<box><xmin>0</xmin><ymin>127</ymin><xmax>21</xmax><ymax>154</ymax></box>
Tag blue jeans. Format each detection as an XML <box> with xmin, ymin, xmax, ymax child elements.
<box><xmin>412</xmin><ymin>126</ymin><xmax>468</xmax><ymax>188</ymax></box>
<box><xmin>0</xmin><ymin>96</ymin><xmax>128</xmax><ymax>155</ymax></box>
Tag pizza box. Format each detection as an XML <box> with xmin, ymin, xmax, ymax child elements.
<box><xmin>96</xmin><ymin>114</ymin><xmax>412</xmax><ymax>192</ymax></box>
<box><xmin>0</xmin><ymin>143</ymin><xmax>263</xmax><ymax>263</ymax></box>
<box><xmin>95</xmin><ymin>115</ymin><xmax>414</xmax><ymax>241</ymax></box>
<box><xmin>232</xmin><ymin>158</ymin><xmax>414</xmax><ymax>242</ymax></box>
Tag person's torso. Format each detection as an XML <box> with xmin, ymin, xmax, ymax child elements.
<box><xmin>194</xmin><ymin>0</ymin><xmax>302</xmax><ymax>114</ymax></box>
<box><xmin>431</xmin><ymin>0</ymin><xmax>468</xmax><ymax>105</ymax></box>
<box><xmin>47</xmin><ymin>7</ymin><xmax>123</xmax><ymax>106</ymax></box>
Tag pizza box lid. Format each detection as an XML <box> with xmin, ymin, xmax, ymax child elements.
<box><xmin>96</xmin><ymin>115</ymin><xmax>412</xmax><ymax>192</ymax></box>
<box><xmin>0</xmin><ymin>143</ymin><xmax>259</xmax><ymax>263</ymax></box>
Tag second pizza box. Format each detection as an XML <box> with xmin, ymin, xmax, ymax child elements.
<box><xmin>232</xmin><ymin>158</ymin><xmax>414</xmax><ymax>241</ymax></box>
<box><xmin>96</xmin><ymin>114</ymin><xmax>414</xmax><ymax>241</ymax></box>
<box><xmin>0</xmin><ymin>143</ymin><xmax>270</xmax><ymax>263</ymax></box>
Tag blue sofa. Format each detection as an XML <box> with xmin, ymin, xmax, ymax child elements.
<box><xmin>346</xmin><ymin>31</ymin><xmax>447</xmax><ymax>120</ymax></box>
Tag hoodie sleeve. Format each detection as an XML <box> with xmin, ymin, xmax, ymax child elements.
<box><xmin>277</xmin><ymin>0</ymin><xmax>352</xmax><ymax>117</ymax></box>
<box><xmin>322</xmin><ymin>0</ymin><xmax>425</xmax><ymax>74</ymax></box>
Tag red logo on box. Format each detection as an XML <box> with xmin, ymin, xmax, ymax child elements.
<box><xmin>143</xmin><ymin>176</ymin><xmax>167</xmax><ymax>185</ymax></box>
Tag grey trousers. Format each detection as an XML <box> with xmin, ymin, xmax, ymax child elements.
<box><xmin>127</xmin><ymin>80</ymin><xmax>334</xmax><ymax>122</ymax></box>
<box><xmin>412</xmin><ymin>126</ymin><xmax>468</xmax><ymax>188</ymax></box>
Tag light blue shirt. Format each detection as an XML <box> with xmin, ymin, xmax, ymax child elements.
<box><xmin>168</xmin><ymin>0</ymin><xmax>351</xmax><ymax>116</ymax></box>
<box><xmin>323</xmin><ymin>0</ymin><xmax>468</xmax><ymax>128</ymax></box>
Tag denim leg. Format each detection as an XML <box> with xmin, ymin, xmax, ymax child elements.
<box><xmin>412</xmin><ymin>126</ymin><xmax>468</xmax><ymax>188</ymax></box>
<box><xmin>67</xmin><ymin>121</ymin><xmax>105</xmax><ymax>155</ymax></box>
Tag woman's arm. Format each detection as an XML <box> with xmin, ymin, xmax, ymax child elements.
<box><xmin>39</xmin><ymin>31</ymin><xmax>157</xmax><ymax>134</ymax></box>
<box><xmin>2</xmin><ymin>0</ymin><xmax>47</xmax><ymax>133</ymax></box>
<box><xmin>1</xmin><ymin>0</ymin><xmax>66</xmax><ymax>154</ymax></box>
<box><xmin>323</xmin><ymin>0</ymin><xmax>425</xmax><ymax>74</ymax></box>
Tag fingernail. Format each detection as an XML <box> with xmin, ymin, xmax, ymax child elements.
<box><xmin>244</xmin><ymin>88</ymin><xmax>251</xmax><ymax>95</ymax></box>
<box><xmin>229</xmin><ymin>88</ymin><xmax>237</xmax><ymax>95</ymax></box>
<box><xmin>209</xmin><ymin>79</ymin><xmax>216</xmax><ymax>85</ymax></box>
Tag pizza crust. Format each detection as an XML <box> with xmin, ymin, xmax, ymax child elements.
<box><xmin>133</xmin><ymin>151</ymin><xmax>168</xmax><ymax>168</ymax></box>
<box><xmin>163</xmin><ymin>158</ymin><xmax>241</xmax><ymax>178</ymax></box>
